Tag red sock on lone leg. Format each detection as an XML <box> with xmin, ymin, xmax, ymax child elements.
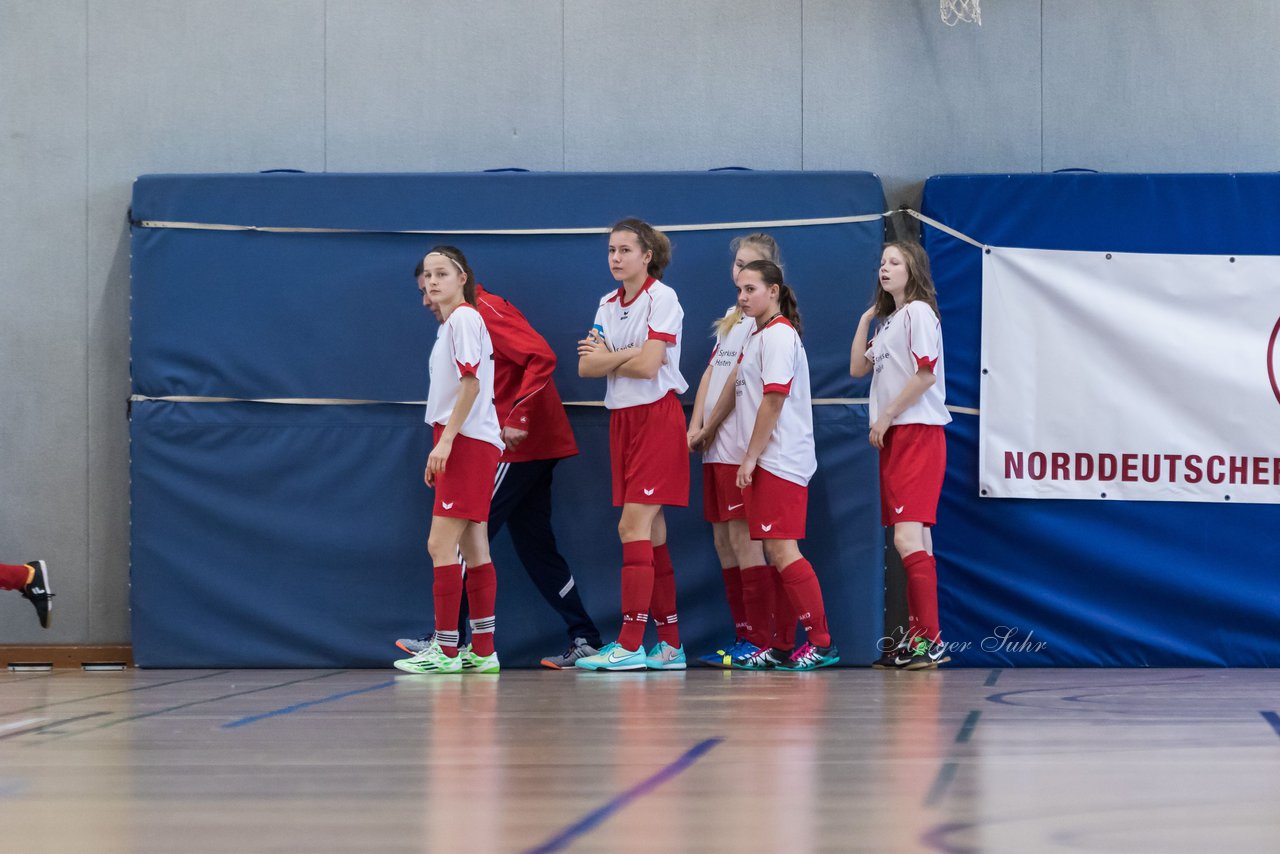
<box><xmin>721</xmin><ymin>566</ymin><xmax>748</xmax><ymax>640</ymax></box>
<box><xmin>902</xmin><ymin>550</ymin><xmax>940</xmax><ymax>642</ymax></box>
<box><xmin>779</xmin><ymin>559</ymin><xmax>831</xmax><ymax>648</ymax></box>
<box><xmin>650</xmin><ymin>543</ymin><xmax>680</xmax><ymax>647</ymax></box>
<box><xmin>465</xmin><ymin>562</ymin><xmax>497</xmax><ymax>657</ymax></box>
<box><xmin>0</xmin><ymin>563</ymin><xmax>32</xmax><ymax>591</ymax></box>
<box><xmin>618</xmin><ymin>540</ymin><xmax>654</xmax><ymax>651</ymax></box>
<box><xmin>432</xmin><ymin>563</ymin><xmax>465</xmax><ymax>656</ymax></box>
<box><xmin>740</xmin><ymin>564</ymin><xmax>776</xmax><ymax>649</ymax></box>
<box><xmin>771</xmin><ymin>568</ymin><xmax>798</xmax><ymax>651</ymax></box>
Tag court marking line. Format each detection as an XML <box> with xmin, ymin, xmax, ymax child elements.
<box><xmin>924</xmin><ymin>762</ymin><xmax>959</xmax><ymax>808</ymax></box>
<box><xmin>0</xmin><ymin>717</ymin><xmax>46</xmax><ymax>735</ymax></box>
<box><xmin>954</xmin><ymin>710</ymin><xmax>981</xmax><ymax>743</ymax></box>
<box><xmin>0</xmin><ymin>711</ymin><xmax>112</xmax><ymax>742</ymax></box>
<box><xmin>984</xmin><ymin>669</ymin><xmax>1001</xmax><ymax>687</ymax></box>
<box><xmin>1262</xmin><ymin>711</ymin><xmax>1280</xmax><ymax>739</ymax></box>
<box><xmin>222</xmin><ymin>679</ymin><xmax>396</xmax><ymax>729</ymax></box>
<box><xmin>32</xmin><ymin>672</ymin><xmax>349</xmax><ymax>744</ymax></box>
<box><xmin>0</xmin><ymin>670</ymin><xmax>230</xmax><ymax>718</ymax></box>
<box><xmin>522</xmin><ymin>737</ymin><xmax>724</xmax><ymax>854</ymax></box>
<box><xmin>923</xmin><ymin>708</ymin><xmax>982</xmax><ymax>808</ymax></box>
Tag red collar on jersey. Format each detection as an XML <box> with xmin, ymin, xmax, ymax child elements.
<box><xmin>611</xmin><ymin>276</ymin><xmax>657</xmax><ymax>307</ymax></box>
<box><xmin>752</xmin><ymin>313</ymin><xmax>794</xmax><ymax>335</ymax></box>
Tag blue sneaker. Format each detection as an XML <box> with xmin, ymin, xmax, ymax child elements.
<box><xmin>699</xmin><ymin>637</ymin><xmax>748</xmax><ymax>669</ymax></box>
<box><xmin>575</xmin><ymin>641</ymin><xmax>647</xmax><ymax>671</ymax></box>
<box><xmin>646</xmin><ymin>641</ymin><xmax>687</xmax><ymax>670</ymax></box>
<box><xmin>727</xmin><ymin>641</ymin><xmax>763</xmax><ymax>669</ymax></box>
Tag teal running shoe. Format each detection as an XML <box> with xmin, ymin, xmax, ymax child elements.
<box><xmin>645</xmin><ymin>641</ymin><xmax>687</xmax><ymax>670</ymax></box>
<box><xmin>574</xmin><ymin>641</ymin><xmax>647</xmax><ymax>671</ymax></box>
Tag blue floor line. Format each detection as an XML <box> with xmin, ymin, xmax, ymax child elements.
<box><xmin>523</xmin><ymin>737</ymin><xmax>724</xmax><ymax>854</ymax></box>
<box><xmin>1262</xmin><ymin>710</ymin><xmax>1280</xmax><ymax>740</ymax></box>
<box><xmin>222</xmin><ymin>680</ymin><xmax>396</xmax><ymax>729</ymax></box>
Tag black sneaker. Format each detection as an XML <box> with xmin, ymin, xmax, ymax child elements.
<box><xmin>902</xmin><ymin>638</ymin><xmax>950</xmax><ymax>671</ymax></box>
<box><xmin>777</xmin><ymin>642</ymin><xmax>841</xmax><ymax>671</ymax></box>
<box><xmin>872</xmin><ymin>639</ymin><xmax>908</xmax><ymax>669</ymax></box>
<box><xmin>21</xmin><ymin>560</ymin><xmax>53</xmax><ymax>629</ymax></box>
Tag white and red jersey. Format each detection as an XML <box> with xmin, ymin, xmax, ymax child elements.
<box><xmin>592</xmin><ymin>277</ymin><xmax>688</xmax><ymax>409</ymax></box>
<box><xmin>425</xmin><ymin>303</ymin><xmax>503</xmax><ymax>450</ymax></box>
<box><xmin>702</xmin><ymin>310</ymin><xmax>753</xmax><ymax>465</ymax></box>
<box><xmin>866</xmin><ymin>300</ymin><xmax>951</xmax><ymax>427</ymax></box>
<box><xmin>733</xmin><ymin>315</ymin><xmax>816</xmax><ymax>486</ymax></box>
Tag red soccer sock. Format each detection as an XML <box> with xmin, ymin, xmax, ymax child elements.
<box><xmin>465</xmin><ymin>562</ymin><xmax>497</xmax><ymax>657</ymax></box>
<box><xmin>618</xmin><ymin>540</ymin><xmax>654</xmax><ymax>651</ymax></box>
<box><xmin>771</xmin><ymin>568</ymin><xmax>798</xmax><ymax>652</ymax></box>
<box><xmin>650</xmin><ymin>543</ymin><xmax>680</xmax><ymax>647</ymax></box>
<box><xmin>740</xmin><ymin>564</ymin><xmax>776</xmax><ymax>649</ymax></box>
<box><xmin>0</xmin><ymin>563</ymin><xmax>31</xmax><ymax>591</ymax></box>
<box><xmin>780</xmin><ymin>559</ymin><xmax>831</xmax><ymax>648</ymax></box>
<box><xmin>902</xmin><ymin>550</ymin><xmax>940</xmax><ymax>643</ymax></box>
<box><xmin>432</xmin><ymin>563</ymin><xmax>465</xmax><ymax>656</ymax></box>
<box><xmin>721</xmin><ymin>566</ymin><xmax>749</xmax><ymax>640</ymax></box>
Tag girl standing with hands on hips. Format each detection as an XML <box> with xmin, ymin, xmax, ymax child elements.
<box><xmin>850</xmin><ymin>242</ymin><xmax>951</xmax><ymax>670</ymax></box>
<box><xmin>575</xmin><ymin>219</ymin><xmax>690</xmax><ymax>671</ymax></box>
<box><xmin>394</xmin><ymin>246</ymin><xmax>505</xmax><ymax>675</ymax></box>
<box><xmin>731</xmin><ymin>260</ymin><xmax>839</xmax><ymax>670</ymax></box>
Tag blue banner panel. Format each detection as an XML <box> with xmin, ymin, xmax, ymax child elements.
<box><xmin>130</xmin><ymin>171</ymin><xmax>888</xmax><ymax>668</ymax></box>
<box><xmin>131</xmin><ymin>171</ymin><xmax>885</xmax><ymax>402</ymax></box>
<box><xmin>923</xmin><ymin>173</ymin><xmax>1280</xmax><ymax>666</ymax></box>
<box><xmin>130</xmin><ymin>401</ymin><xmax>882</xmax><ymax>668</ymax></box>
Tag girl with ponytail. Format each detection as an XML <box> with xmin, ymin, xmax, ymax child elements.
<box><xmin>395</xmin><ymin>246</ymin><xmax>504</xmax><ymax>675</ymax></box>
<box><xmin>686</xmin><ymin>234</ymin><xmax>800</xmax><ymax>667</ymax></box>
<box><xmin>725</xmin><ymin>260</ymin><xmax>839</xmax><ymax>670</ymax></box>
<box><xmin>574</xmin><ymin>219</ymin><xmax>690</xmax><ymax>671</ymax></box>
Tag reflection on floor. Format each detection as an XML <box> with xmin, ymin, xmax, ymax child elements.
<box><xmin>2</xmin><ymin>667</ymin><xmax>1279</xmax><ymax>852</ymax></box>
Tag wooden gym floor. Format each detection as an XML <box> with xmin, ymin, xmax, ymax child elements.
<box><xmin>2</xmin><ymin>666</ymin><xmax>1279</xmax><ymax>853</ymax></box>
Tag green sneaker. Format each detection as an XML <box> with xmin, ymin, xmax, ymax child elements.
<box><xmin>393</xmin><ymin>640</ymin><xmax>465</xmax><ymax>674</ymax></box>
<box><xmin>465</xmin><ymin>650</ymin><xmax>500</xmax><ymax>674</ymax></box>
<box><xmin>902</xmin><ymin>638</ymin><xmax>948</xmax><ymax>670</ymax></box>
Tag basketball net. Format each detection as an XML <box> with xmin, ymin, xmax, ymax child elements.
<box><xmin>941</xmin><ymin>0</ymin><xmax>981</xmax><ymax>26</ymax></box>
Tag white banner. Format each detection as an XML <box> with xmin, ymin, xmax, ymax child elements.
<box><xmin>980</xmin><ymin>247</ymin><xmax>1280</xmax><ymax>504</ymax></box>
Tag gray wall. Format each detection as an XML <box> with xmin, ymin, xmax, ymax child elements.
<box><xmin>3</xmin><ymin>0</ymin><xmax>1278</xmax><ymax>644</ymax></box>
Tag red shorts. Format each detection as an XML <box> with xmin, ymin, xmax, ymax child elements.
<box><xmin>702</xmin><ymin>462</ymin><xmax>746</xmax><ymax>523</ymax></box>
<box><xmin>743</xmin><ymin>466</ymin><xmax>808</xmax><ymax>540</ymax></box>
<box><xmin>431</xmin><ymin>424</ymin><xmax>502</xmax><ymax>523</ymax></box>
<box><xmin>879</xmin><ymin>423</ymin><xmax>946</xmax><ymax>527</ymax></box>
<box><xmin>609</xmin><ymin>391</ymin><xmax>690</xmax><ymax>507</ymax></box>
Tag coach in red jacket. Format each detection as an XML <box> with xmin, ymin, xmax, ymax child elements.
<box><xmin>400</xmin><ymin>262</ymin><xmax>603</xmax><ymax>669</ymax></box>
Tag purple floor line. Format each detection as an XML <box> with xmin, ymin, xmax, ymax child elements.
<box><xmin>523</xmin><ymin>737</ymin><xmax>724</xmax><ymax>854</ymax></box>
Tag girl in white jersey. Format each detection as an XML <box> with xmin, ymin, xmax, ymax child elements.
<box><xmin>687</xmin><ymin>234</ymin><xmax>798</xmax><ymax>667</ymax></box>
<box><xmin>575</xmin><ymin>219</ymin><xmax>690</xmax><ymax>671</ymax></box>
<box><xmin>394</xmin><ymin>245</ymin><xmax>505</xmax><ymax>676</ymax></box>
<box><xmin>850</xmin><ymin>242</ymin><xmax>951</xmax><ymax>671</ymax></box>
<box><xmin>730</xmin><ymin>260</ymin><xmax>839</xmax><ymax>670</ymax></box>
